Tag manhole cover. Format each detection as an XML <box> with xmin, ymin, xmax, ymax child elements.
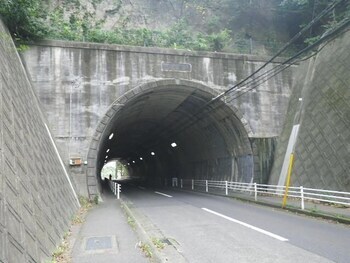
<box><xmin>85</xmin><ymin>236</ymin><xmax>113</xmax><ymax>251</ymax></box>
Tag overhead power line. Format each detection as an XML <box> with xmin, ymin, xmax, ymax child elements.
<box><xmin>128</xmin><ymin>0</ymin><xmax>348</xmax><ymax>159</ymax></box>
<box><xmin>157</xmin><ymin>0</ymin><xmax>348</xmax><ymax>139</ymax></box>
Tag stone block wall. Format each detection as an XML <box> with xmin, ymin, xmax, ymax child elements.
<box><xmin>270</xmin><ymin>29</ymin><xmax>350</xmax><ymax>191</ymax></box>
<box><xmin>0</xmin><ymin>21</ymin><xmax>79</xmax><ymax>262</ymax></box>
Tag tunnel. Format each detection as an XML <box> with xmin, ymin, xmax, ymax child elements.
<box><xmin>87</xmin><ymin>79</ymin><xmax>254</xmax><ymax>197</ymax></box>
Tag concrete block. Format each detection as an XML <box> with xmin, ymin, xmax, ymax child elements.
<box><xmin>7</xmin><ymin>236</ymin><xmax>25</xmax><ymax>263</ymax></box>
<box><xmin>24</xmin><ymin>228</ymin><xmax>38</xmax><ymax>262</ymax></box>
<box><xmin>0</xmin><ymin>226</ymin><xmax>4</xmax><ymax>261</ymax></box>
<box><xmin>87</xmin><ymin>176</ymin><xmax>97</xmax><ymax>186</ymax></box>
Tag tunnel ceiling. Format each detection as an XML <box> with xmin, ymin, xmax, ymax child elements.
<box><xmin>96</xmin><ymin>83</ymin><xmax>252</xmax><ymax>181</ymax></box>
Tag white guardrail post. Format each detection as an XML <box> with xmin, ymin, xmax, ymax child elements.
<box><xmin>186</xmin><ymin>179</ymin><xmax>350</xmax><ymax>208</ymax></box>
<box><xmin>254</xmin><ymin>183</ymin><xmax>257</xmax><ymax>201</ymax></box>
<box><xmin>300</xmin><ymin>186</ymin><xmax>304</xmax><ymax>210</ymax></box>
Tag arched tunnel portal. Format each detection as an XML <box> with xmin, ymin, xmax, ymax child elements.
<box><xmin>86</xmin><ymin>79</ymin><xmax>254</xmax><ymax>198</ymax></box>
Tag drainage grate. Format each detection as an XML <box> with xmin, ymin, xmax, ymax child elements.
<box><xmin>85</xmin><ymin>236</ymin><xmax>113</xmax><ymax>251</ymax></box>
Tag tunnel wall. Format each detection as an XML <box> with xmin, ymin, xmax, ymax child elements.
<box><xmin>0</xmin><ymin>21</ymin><xmax>79</xmax><ymax>262</ymax></box>
<box><xmin>269</xmin><ymin>29</ymin><xmax>350</xmax><ymax>191</ymax></box>
<box><xmin>21</xmin><ymin>40</ymin><xmax>294</xmax><ymax>196</ymax></box>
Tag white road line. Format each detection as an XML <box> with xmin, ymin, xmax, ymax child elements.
<box><xmin>202</xmin><ymin>208</ymin><xmax>288</xmax><ymax>242</ymax></box>
<box><xmin>155</xmin><ymin>191</ymin><xmax>173</xmax><ymax>198</ymax></box>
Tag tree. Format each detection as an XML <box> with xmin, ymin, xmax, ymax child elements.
<box><xmin>0</xmin><ymin>0</ymin><xmax>48</xmax><ymax>39</ymax></box>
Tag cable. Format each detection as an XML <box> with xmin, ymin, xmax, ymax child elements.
<box><xmin>138</xmin><ymin>0</ymin><xmax>348</xmax><ymax>152</ymax></box>
<box><xmin>161</xmin><ymin>16</ymin><xmax>350</xmax><ymax>141</ymax></box>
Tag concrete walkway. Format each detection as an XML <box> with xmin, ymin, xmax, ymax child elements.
<box><xmin>71</xmin><ymin>192</ymin><xmax>148</xmax><ymax>263</ymax></box>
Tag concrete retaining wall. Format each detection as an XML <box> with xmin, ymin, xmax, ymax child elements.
<box><xmin>0</xmin><ymin>21</ymin><xmax>79</xmax><ymax>262</ymax></box>
<box><xmin>270</xmin><ymin>29</ymin><xmax>350</xmax><ymax>191</ymax></box>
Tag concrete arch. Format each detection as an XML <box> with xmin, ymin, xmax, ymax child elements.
<box><xmin>86</xmin><ymin>78</ymin><xmax>254</xmax><ymax>198</ymax></box>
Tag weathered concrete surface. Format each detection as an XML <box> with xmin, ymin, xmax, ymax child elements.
<box><xmin>0</xmin><ymin>21</ymin><xmax>79</xmax><ymax>262</ymax></box>
<box><xmin>21</xmin><ymin>40</ymin><xmax>294</xmax><ymax>197</ymax></box>
<box><xmin>270</xmin><ymin>29</ymin><xmax>350</xmax><ymax>191</ymax></box>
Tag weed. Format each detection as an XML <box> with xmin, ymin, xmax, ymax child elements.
<box><xmin>51</xmin><ymin>239</ymin><xmax>69</xmax><ymax>262</ymax></box>
<box><xmin>139</xmin><ymin>242</ymin><xmax>152</xmax><ymax>258</ymax></box>
<box><xmin>152</xmin><ymin>237</ymin><xmax>165</xmax><ymax>250</ymax></box>
<box><xmin>93</xmin><ymin>195</ymin><xmax>99</xmax><ymax>205</ymax></box>
<box><xmin>72</xmin><ymin>214</ymin><xmax>84</xmax><ymax>225</ymax></box>
<box><xmin>127</xmin><ymin>216</ymin><xmax>136</xmax><ymax>229</ymax></box>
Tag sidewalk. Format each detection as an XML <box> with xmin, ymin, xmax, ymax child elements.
<box><xmin>71</xmin><ymin>192</ymin><xmax>148</xmax><ymax>263</ymax></box>
<box><xmin>172</xmin><ymin>186</ymin><xmax>350</xmax><ymax>224</ymax></box>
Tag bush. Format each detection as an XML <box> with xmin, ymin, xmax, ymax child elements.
<box><xmin>0</xmin><ymin>0</ymin><xmax>49</xmax><ymax>39</ymax></box>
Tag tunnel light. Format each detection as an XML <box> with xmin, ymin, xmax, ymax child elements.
<box><xmin>151</xmin><ymin>152</ymin><xmax>155</xmax><ymax>156</ymax></box>
<box><xmin>106</xmin><ymin>149</ymin><xmax>110</xmax><ymax>153</ymax></box>
<box><xmin>132</xmin><ymin>161</ymin><xmax>135</xmax><ymax>164</ymax></box>
<box><xmin>171</xmin><ymin>142</ymin><xmax>177</xmax><ymax>148</ymax></box>
<box><xmin>127</xmin><ymin>163</ymin><xmax>130</xmax><ymax>165</ymax></box>
<box><xmin>140</xmin><ymin>157</ymin><xmax>143</xmax><ymax>161</ymax></box>
<box><xmin>105</xmin><ymin>155</ymin><xmax>108</xmax><ymax>159</ymax></box>
<box><xmin>109</xmin><ymin>133</ymin><xmax>114</xmax><ymax>140</ymax></box>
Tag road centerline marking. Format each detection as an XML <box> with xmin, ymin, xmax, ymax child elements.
<box><xmin>155</xmin><ymin>191</ymin><xmax>173</xmax><ymax>198</ymax></box>
<box><xmin>202</xmin><ymin>208</ymin><xmax>288</xmax><ymax>242</ymax></box>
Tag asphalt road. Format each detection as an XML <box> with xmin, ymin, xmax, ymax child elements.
<box><xmin>121</xmin><ymin>183</ymin><xmax>350</xmax><ymax>263</ymax></box>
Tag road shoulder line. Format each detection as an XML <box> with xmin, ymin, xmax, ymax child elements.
<box><xmin>202</xmin><ymin>207</ymin><xmax>289</xmax><ymax>242</ymax></box>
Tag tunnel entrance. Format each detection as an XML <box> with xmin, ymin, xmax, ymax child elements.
<box><xmin>86</xmin><ymin>79</ymin><xmax>253</xmax><ymax>198</ymax></box>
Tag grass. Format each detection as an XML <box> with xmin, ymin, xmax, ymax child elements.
<box><xmin>139</xmin><ymin>242</ymin><xmax>153</xmax><ymax>258</ymax></box>
<box><xmin>48</xmin><ymin>195</ymin><xmax>97</xmax><ymax>262</ymax></box>
<box><xmin>152</xmin><ymin>237</ymin><xmax>165</xmax><ymax>250</ymax></box>
<box><xmin>127</xmin><ymin>216</ymin><xmax>136</xmax><ymax>230</ymax></box>
<box><xmin>71</xmin><ymin>195</ymin><xmax>96</xmax><ymax>225</ymax></box>
<box><xmin>50</xmin><ymin>232</ymin><xmax>71</xmax><ymax>263</ymax></box>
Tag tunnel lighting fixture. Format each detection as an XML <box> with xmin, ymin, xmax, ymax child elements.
<box><xmin>109</xmin><ymin>133</ymin><xmax>114</xmax><ymax>140</ymax></box>
<box><xmin>171</xmin><ymin>142</ymin><xmax>177</xmax><ymax>148</ymax></box>
<box><xmin>132</xmin><ymin>161</ymin><xmax>135</xmax><ymax>164</ymax></box>
<box><xmin>127</xmin><ymin>163</ymin><xmax>130</xmax><ymax>165</ymax></box>
<box><xmin>106</xmin><ymin>149</ymin><xmax>110</xmax><ymax>153</ymax></box>
<box><xmin>151</xmin><ymin>152</ymin><xmax>155</xmax><ymax>156</ymax></box>
<box><xmin>140</xmin><ymin>157</ymin><xmax>143</xmax><ymax>161</ymax></box>
<box><xmin>105</xmin><ymin>155</ymin><xmax>108</xmax><ymax>159</ymax></box>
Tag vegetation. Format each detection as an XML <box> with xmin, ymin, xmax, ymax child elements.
<box><xmin>139</xmin><ymin>242</ymin><xmax>153</xmax><ymax>258</ymax></box>
<box><xmin>152</xmin><ymin>237</ymin><xmax>166</xmax><ymax>250</ymax></box>
<box><xmin>0</xmin><ymin>0</ymin><xmax>349</xmax><ymax>54</ymax></box>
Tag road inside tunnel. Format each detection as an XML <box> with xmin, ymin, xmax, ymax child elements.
<box><xmin>87</xmin><ymin>80</ymin><xmax>254</xmax><ymax>197</ymax></box>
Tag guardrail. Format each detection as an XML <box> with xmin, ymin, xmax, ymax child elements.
<box><xmin>173</xmin><ymin>179</ymin><xmax>350</xmax><ymax>210</ymax></box>
<box><xmin>108</xmin><ymin>180</ymin><xmax>121</xmax><ymax>199</ymax></box>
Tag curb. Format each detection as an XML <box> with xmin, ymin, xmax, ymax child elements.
<box><xmin>120</xmin><ymin>198</ymin><xmax>164</xmax><ymax>263</ymax></box>
<box><xmin>168</xmin><ymin>187</ymin><xmax>350</xmax><ymax>225</ymax></box>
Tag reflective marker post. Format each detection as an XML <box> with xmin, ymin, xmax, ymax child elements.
<box><xmin>117</xmin><ymin>183</ymin><xmax>121</xmax><ymax>199</ymax></box>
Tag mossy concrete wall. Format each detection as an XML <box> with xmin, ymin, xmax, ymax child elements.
<box><xmin>270</xmin><ymin>29</ymin><xmax>350</xmax><ymax>191</ymax></box>
<box><xmin>0</xmin><ymin>21</ymin><xmax>79</xmax><ymax>262</ymax></box>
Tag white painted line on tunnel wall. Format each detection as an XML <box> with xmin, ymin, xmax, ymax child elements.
<box><xmin>138</xmin><ymin>186</ymin><xmax>146</xmax><ymax>190</ymax></box>
<box><xmin>155</xmin><ymin>191</ymin><xmax>173</xmax><ymax>198</ymax></box>
<box><xmin>202</xmin><ymin>208</ymin><xmax>288</xmax><ymax>242</ymax></box>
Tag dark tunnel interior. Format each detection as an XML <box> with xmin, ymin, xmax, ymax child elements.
<box><xmin>96</xmin><ymin>83</ymin><xmax>253</xmax><ymax>188</ymax></box>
